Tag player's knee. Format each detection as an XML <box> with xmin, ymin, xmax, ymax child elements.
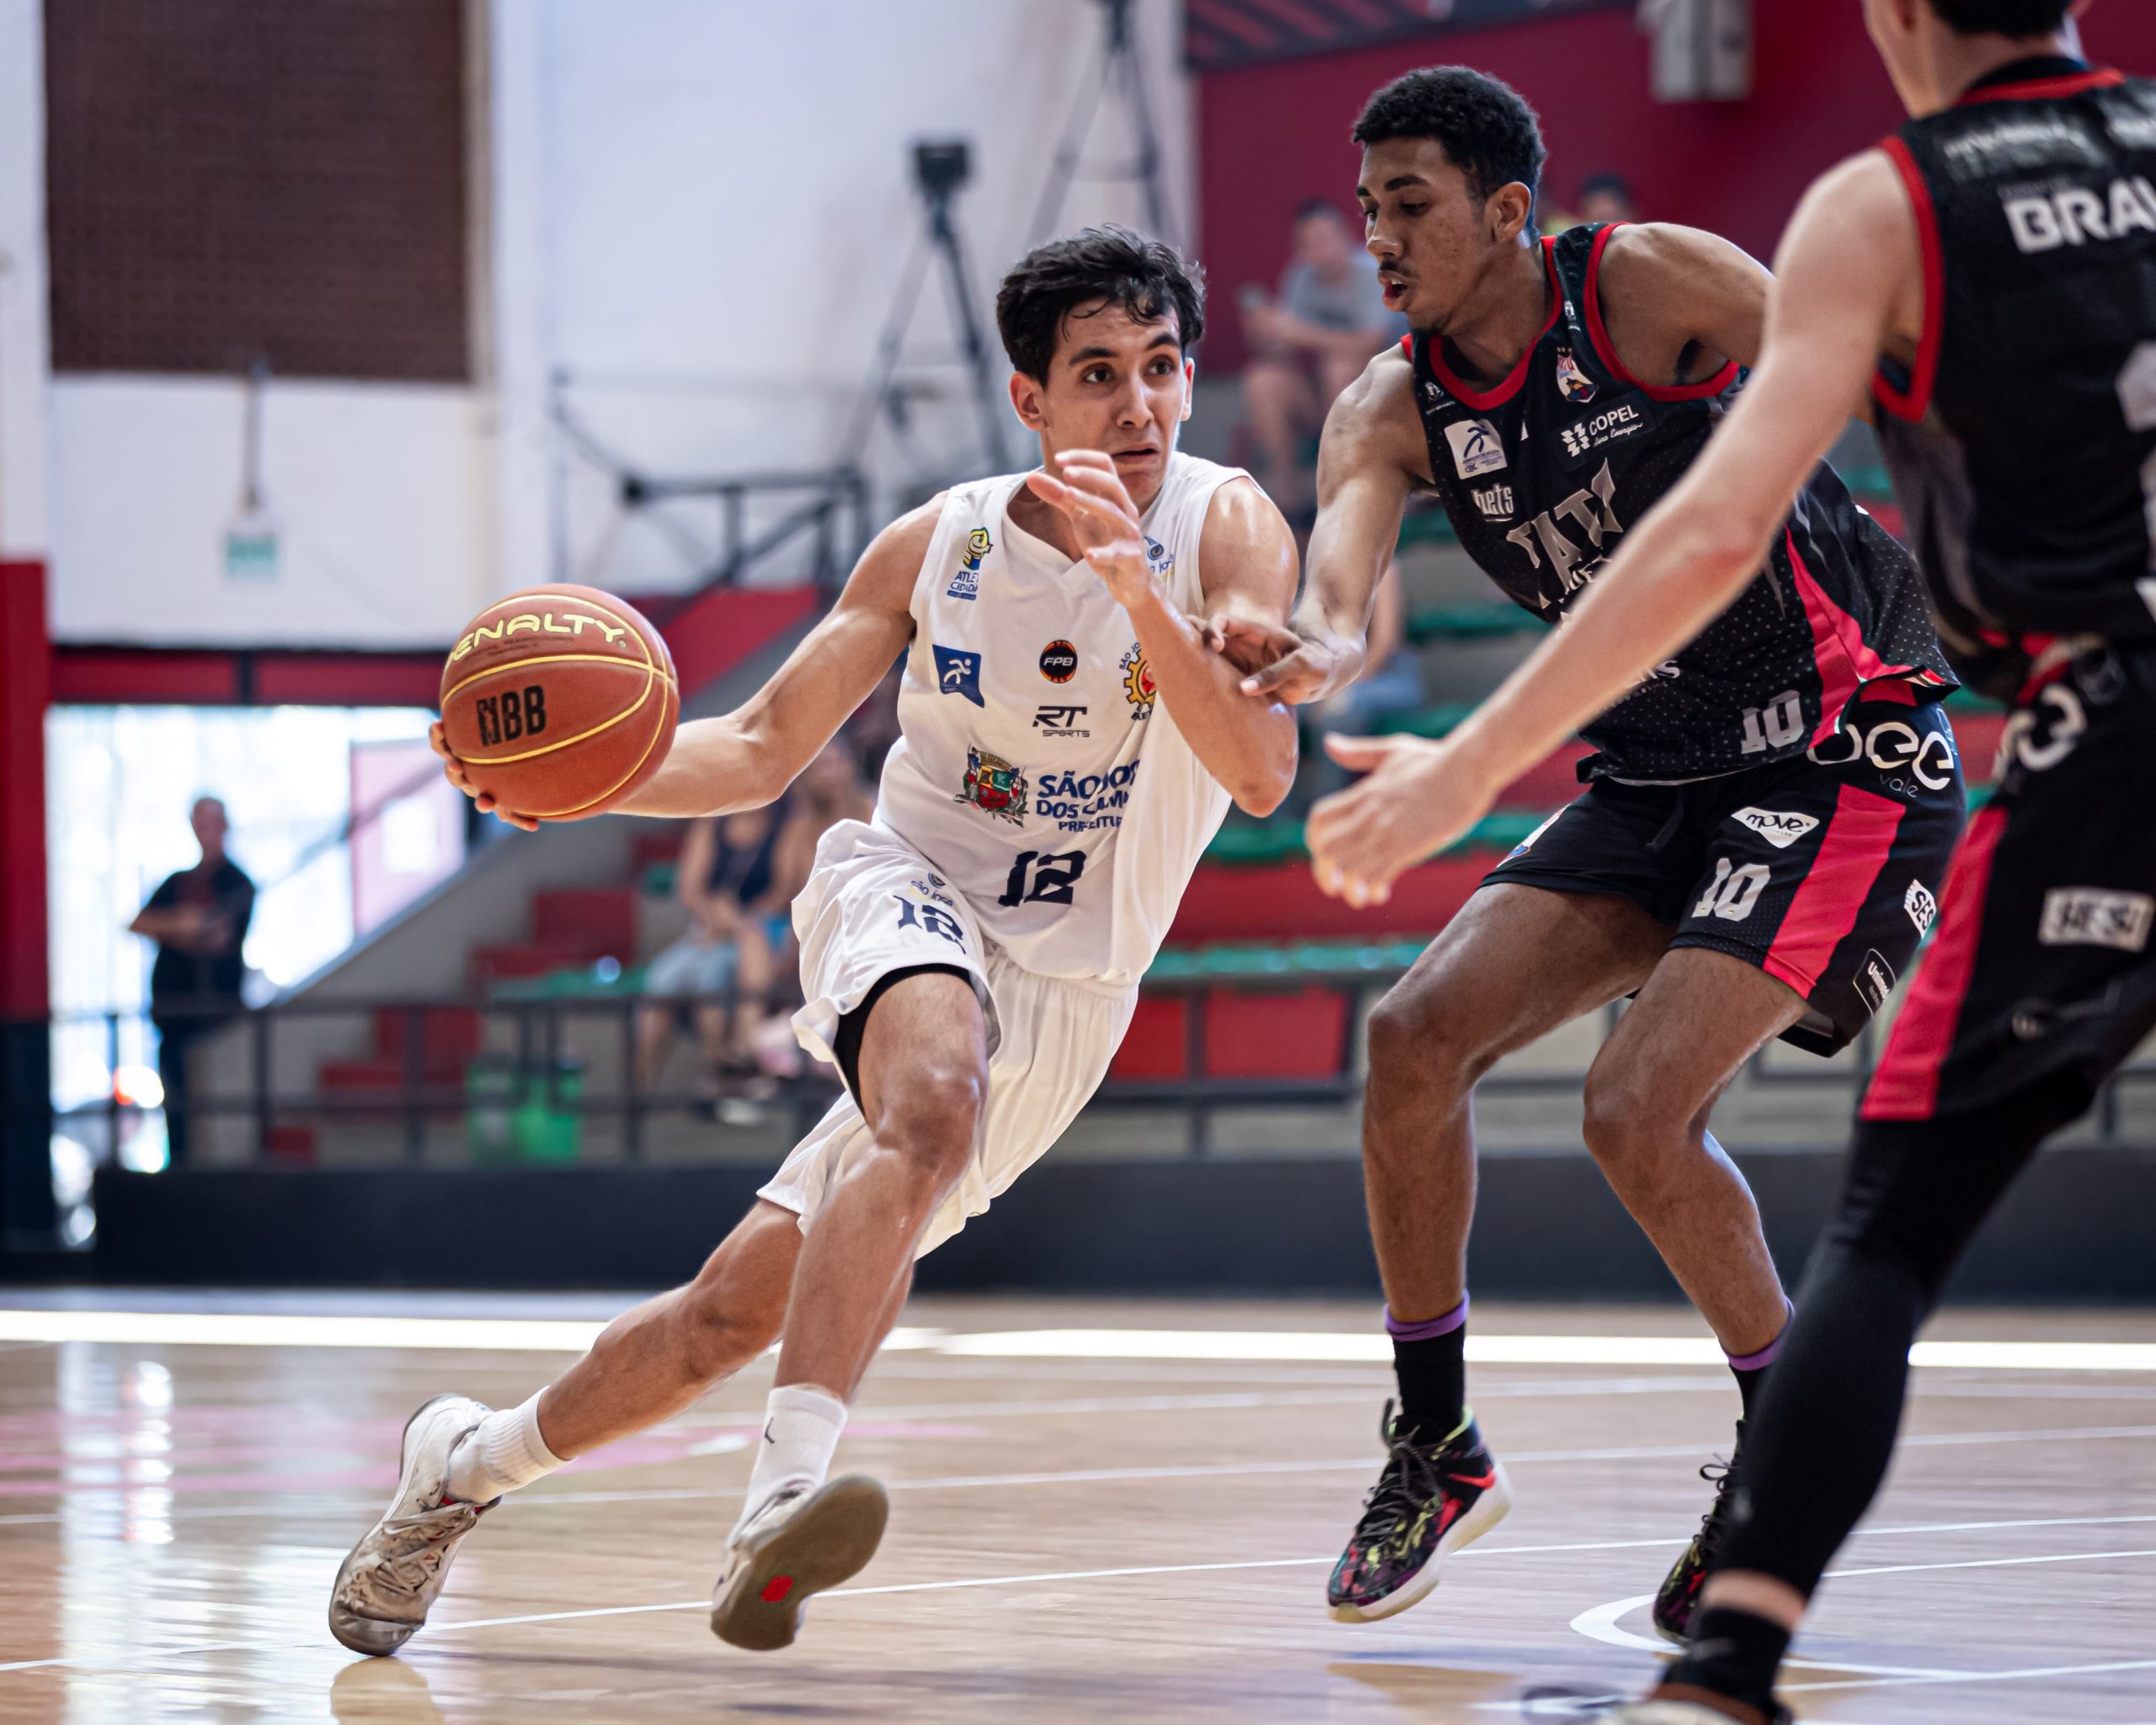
<box><xmin>870</xmin><ymin>1061</ymin><xmax>984</xmax><ymax>1192</ymax></box>
<box><xmin>1365</xmin><ymin>979</ymin><xmax>1486</xmax><ymax>1094</ymax></box>
<box><xmin>1578</xmin><ymin>1067</ymin><xmax>1684</xmax><ymax>1176</ymax></box>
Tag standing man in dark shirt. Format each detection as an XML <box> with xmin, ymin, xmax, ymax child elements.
<box><xmin>131</xmin><ymin>797</ymin><xmax>254</xmax><ymax>1167</ymax></box>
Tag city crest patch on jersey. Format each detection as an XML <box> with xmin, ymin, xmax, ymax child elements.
<box><xmin>958</xmin><ymin>745</ymin><xmax>1029</xmax><ymax>823</ymax></box>
<box><xmin>1556</xmin><ymin>347</ymin><xmax>1597</xmax><ymax>405</ymax></box>
<box><xmin>1121</xmin><ymin>644</ymin><xmax>1156</xmax><ymax>719</ymax></box>
<box><xmin>1145</xmin><ymin>534</ymin><xmax>1173</xmax><ymax>582</ymax></box>
<box><xmin>947</xmin><ymin>527</ymin><xmax>991</xmax><ymax>601</ymax></box>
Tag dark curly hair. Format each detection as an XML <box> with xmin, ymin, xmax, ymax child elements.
<box><xmin>1353</xmin><ymin>67</ymin><xmax>1548</xmax><ymax>220</ymax></box>
<box><xmin>995</xmin><ymin>225</ymin><xmax>1206</xmax><ymax>382</ymax></box>
<box><xmin>1929</xmin><ymin>0</ymin><xmax>2071</xmax><ymax>33</ymax></box>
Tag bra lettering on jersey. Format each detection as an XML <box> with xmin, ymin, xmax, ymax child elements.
<box><xmin>2006</xmin><ymin>176</ymin><xmax>2156</xmax><ymax>252</ymax></box>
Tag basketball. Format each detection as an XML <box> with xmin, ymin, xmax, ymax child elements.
<box><xmin>438</xmin><ymin>584</ymin><xmax>680</xmax><ymax>821</ymax></box>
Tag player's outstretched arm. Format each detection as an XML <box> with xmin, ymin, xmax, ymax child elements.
<box><xmin>1028</xmin><ymin>452</ymin><xmax>1299</xmax><ymax>815</ymax></box>
<box><xmin>1305</xmin><ymin>151</ymin><xmax>1919</xmax><ymax>904</ymax></box>
<box><xmin>606</xmin><ymin>501</ymin><xmax>932</xmax><ymax>819</ymax></box>
<box><xmin>1209</xmin><ymin>349</ymin><xmax>1420</xmax><ymax>705</ymax></box>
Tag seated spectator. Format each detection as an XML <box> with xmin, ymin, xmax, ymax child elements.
<box><xmin>1575</xmin><ymin>172</ymin><xmax>1638</xmax><ymax>228</ymax></box>
<box><xmin>635</xmin><ymin>802</ymin><xmax>792</xmax><ymax>1094</ymax></box>
<box><xmin>130</xmin><ymin>796</ymin><xmax>254</xmax><ymax>1168</ymax></box>
<box><xmin>1313</xmin><ymin>563</ymin><xmax>1422</xmax><ymax>793</ymax></box>
<box><xmin>1241</xmin><ymin>200</ymin><xmax>1408</xmax><ymax>515</ymax></box>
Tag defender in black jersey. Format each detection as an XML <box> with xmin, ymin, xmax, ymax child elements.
<box><xmin>1291</xmin><ymin>6</ymin><xmax>2149</xmax><ymax>1722</ymax></box>
<box><xmin>1206</xmin><ymin>67</ymin><xmax>1965</xmax><ymax>1640</ymax></box>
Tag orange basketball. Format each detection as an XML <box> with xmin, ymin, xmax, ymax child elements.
<box><xmin>439</xmin><ymin>584</ymin><xmax>680</xmax><ymax>821</ymax></box>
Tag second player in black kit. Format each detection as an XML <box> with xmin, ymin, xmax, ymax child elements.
<box><xmin>1306</xmin><ymin>10</ymin><xmax>2156</xmax><ymax>1722</ymax></box>
<box><xmin>1409</xmin><ymin>222</ymin><xmax>1964</xmax><ymax>1056</ymax></box>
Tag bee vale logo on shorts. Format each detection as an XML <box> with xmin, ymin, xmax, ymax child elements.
<box><xmin>1730</xmin><ymin>807</ymin><xmax>1820</xmax><ymax>850</ymax></box>
<box><xmin>2038</xmin><ymin>888</ymin><xmax>2155</xmax><ymax>953</ymax></box>
<box><xmin>1444</xmin><ymin>418</ymin><xmax>1508</xmax><ymax>480</ymax></box>
<box><xmin>957</xmin><ymin>745</ymin><xmax>1028</xmax><ymax>824</ymax></box>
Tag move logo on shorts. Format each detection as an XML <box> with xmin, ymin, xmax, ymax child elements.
<box><xmin>1730</xmin><ymin>807</ymin><xmax>1820</xmax><ymax>850</ymax></box>
<box><xmin>2038</xmin><ymin>888</ymin><xmax>2155</xmax><ymax>953</ymax></box>
<box><xmin>1445</xmin><ymin>418</ymin><xmax>1508</xmax><ymax>479</ymax></box>
<box><xmin>1905</xmin><ymin>879</ymin><xmax>1938</xmax><ymax>937</ymax></box>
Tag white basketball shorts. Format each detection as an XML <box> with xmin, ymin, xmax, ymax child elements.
<box><xmin>758</xmin><ymin>820</ymin><xmax>1139</xmax><ymax>1257</ymax></box>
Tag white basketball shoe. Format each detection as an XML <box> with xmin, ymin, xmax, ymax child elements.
<box><xmin>328</xmin><ymin>1394</ymin><xmax>498</xmax><ymax>1655</ymax></box>
<box><xmin>709</xmin><ymin>1475</ymin><xmax>889</xmax><ymax>1651</ymax></box>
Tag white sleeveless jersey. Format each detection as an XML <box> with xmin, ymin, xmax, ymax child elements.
<box><xmin>870</xmin><ymin>453</ymin><xmax>1247</xmax><ymax>990</ymax></box>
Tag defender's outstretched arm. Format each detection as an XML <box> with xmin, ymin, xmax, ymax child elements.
<box><xmin>1306</xmin><ymin>152</ymin><xmax>1922</xmax><ymax>901</ymax></box>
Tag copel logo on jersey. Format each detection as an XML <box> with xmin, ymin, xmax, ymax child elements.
<box><xmin>1556</xmin><ymin>347</ymin><xmax>1597</xmax><ymax>405</ymax></box>
<box><xmin>957</xmin><ymin>745</ymin><xmax>1029</xmax><ymax>824</ymax></box>
<box><xmin>946</xmin><ymin>527</ymin><xmax>991</xmax><ymax>601</ymax></box>
<box><xmin>1730</xmin><ymin>807</ymin><xmax>1820</xmax><ymax>850</ymax></box>
<box><xmin>1039</xmin><ymin>640</ymin><xmax>1078</xmax><ymax>682</ymax></box>
<box><xmin>1560</xmin><ymin>404</ymin><xmax>1643</xmax><ymax>461</ymax></box>
<box><xmin>1121</xmin><ymin>644</ymin><xmax>1156</xmax><ymax>719</ymax></box>
<box><xmin>1445</xmin><ymin>418</ymin><xmax>1508</xmax><ymax>479</ymax></box>
<box><xmin>932</xmin><ymin>645</ymin><xmax>985</xmax><ymax>708</ymax></box>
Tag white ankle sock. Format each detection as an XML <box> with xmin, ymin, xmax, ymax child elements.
<box><xmin>446</xmin><ymin>1391</ymin><xmax>564</xmax><ymax>1503</ymax></box>
<box><xmin>734</xmin><ymin>1383</ymin><xmax>847</xmax><ymax>1539</ymax></box>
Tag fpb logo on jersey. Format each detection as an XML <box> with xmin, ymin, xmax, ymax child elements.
<box><xmin>1039</xmin><ymin>640</ymin><xmax>1079</xmax><ymax>682</ymax></box>
<box><xmin>1444</xmin><ymin>418</ymin><xmax>1508</xmax><ymax>480</ymax></box>
<box><xmin>932</xmin><ymin>644</ymin><xmax>985</xmax><ymax>708</ymax></box>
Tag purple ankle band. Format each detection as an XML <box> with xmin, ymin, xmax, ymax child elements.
<box><xmin>1385</xmin><ymin>1296</ymin><xmax>1469</xmax><ymax>1342</ymax></box>
<box><xmin>1726</xmin><ymin>1299</ymin><xmax>1796</xmax><ymax>1372</ymax></box>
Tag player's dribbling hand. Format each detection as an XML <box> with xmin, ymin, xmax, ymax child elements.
<box><xmin>430</xmin><ymin>721</ymin><xmax>540</xmax><ymax>832</ymax></box>
<box><xmin>1025</xmin><ymin>451</ymin><xmax>1152</xmax><ymax>606</ymax></box>
<box><xmin>1305</xmin><ymin>734</ymin><xmax>1494</xmax><ymax>907</ymax></box>
<box><xmin>1203</xmin><ymin>616</ymin><xmax>1361</xmax><ymax>706</ymax></box>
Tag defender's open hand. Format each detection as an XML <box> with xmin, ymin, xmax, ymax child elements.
<box><xmin>1305</xmin><ymin>733</ymin><xmax>1495</xmax><ymax>906</ymax></box>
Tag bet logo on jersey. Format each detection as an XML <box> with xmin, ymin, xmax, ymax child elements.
<box><xmin>932</xmin><ymin>644</ymin><xmax>985</xmax><ymax>708</ymax></box>
<box><xmin>946</xmin><ymin>526</ymin><xmax>991</xmax><ymax>601</ymax></box>
<box><xmin>957</xmin><ymin>745</ymin><xmax>1028</xmax><ymax>824</ymax></box>
<box><xmin>1121</xmin><ymin>644</ymin><xmax>1156</xmax><ymax>719</ymax></box>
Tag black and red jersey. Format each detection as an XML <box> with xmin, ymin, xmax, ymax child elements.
<box><xmin>1874</xmin><ymin>58</ymin><xmax>2156</xmax><ymax>697</ymax></box>
<box><xmin>1406</xmin><ymin>222</ymin><xmax>1956</xmax><ymax>782</ymax></box>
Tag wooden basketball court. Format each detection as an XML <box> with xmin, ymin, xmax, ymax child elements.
<box><xmin>1</xmin><ymin>1295</ymin><xmax>2151</xmax><ymax>1722</ymax></box>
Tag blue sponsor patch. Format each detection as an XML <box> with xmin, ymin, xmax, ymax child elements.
<box><xmin>933</xmin><ymin>645</ymin><xmax>985</xmax><ymax>708</ymax></box>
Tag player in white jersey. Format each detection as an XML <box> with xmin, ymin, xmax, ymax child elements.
<box><xmin>328</xmin><ymin>227</ymin><xmax>1299</xmax><ymax>1658</ymax></box>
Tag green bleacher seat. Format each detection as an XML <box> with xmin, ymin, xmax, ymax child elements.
<box><xmin>1404</xmin><ymin>602</ymin><xmax>1537</xmax><ymax>645</ymax></box>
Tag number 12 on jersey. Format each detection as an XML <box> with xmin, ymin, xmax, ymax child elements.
<box><xmin>999</xmin><ymin>850</ymin><xmax>1086</xmax><ymax>908</ymax></box>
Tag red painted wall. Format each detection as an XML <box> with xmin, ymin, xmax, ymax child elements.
<box><xmin>1197</xmin><ymin>7</ymin><xmax>2156</xmax><ymax>371</ymax></box>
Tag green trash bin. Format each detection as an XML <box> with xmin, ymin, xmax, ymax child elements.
<box><xmin>512</xmin><ymin>1059</ymin><xmax>584</xmax><ymax>1165</ymax></box>
<box><xmin>465</xmin><ymin>1055</ymin><xmax>520</xmax><ymax>1164</ymax></box>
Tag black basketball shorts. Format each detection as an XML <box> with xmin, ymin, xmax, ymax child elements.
<box><xmin>1864</xmin><ymin>642</ymin><xmax>2156</xmax><ymax>1121</ymax></box>
<box><xmin>1486</xmin><ymin>697</ymin><xmax>1967</xmax><ymax>1055</ymax></box>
